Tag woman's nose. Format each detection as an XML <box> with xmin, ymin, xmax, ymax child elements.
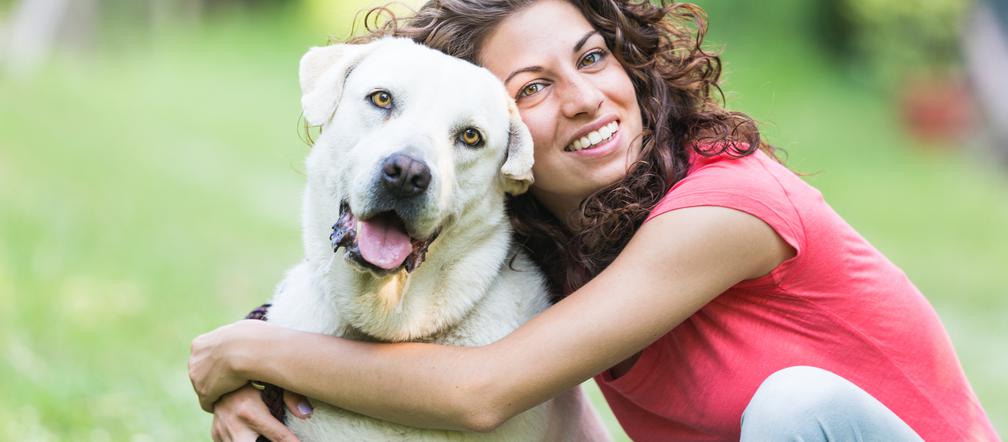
<box><xmin>559</xmin><ymin>75</ymin><xmax>604</xmax><ymax>118</ymax></box>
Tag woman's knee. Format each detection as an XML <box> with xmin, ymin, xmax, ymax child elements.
<box><xmin>742</xmin><ymin>366</ymin><xmax>851</xmax><ymax>426</ymax></box>
<box><xmin>740</xmin><ymin>366</ymin><xmax>922</xmax><ymax>441</ymax></box>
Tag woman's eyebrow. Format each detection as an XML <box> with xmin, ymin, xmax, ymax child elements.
<box><xmin>503</xmin><ymin>31</ymin><xmax>600</xmax><ymax>86</ymax></box>
<box><xmin>573</xmin><ymin>30</ymin><xmax>599</xmax><ymax>53</ymax></box>
<box><xmin>505</xmin><ymin>66</ymin><xmax>544</xmax><ymax>86</ymax></box>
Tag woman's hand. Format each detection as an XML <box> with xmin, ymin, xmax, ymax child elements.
<box><xmin>212</xmin><ymin>384</ymin><xmax>311</xmax><ymax>442</ymax></box>
<box><xmin>190</xmin><ymin>319</ymin><xmax>274</xmax><ymax>412</ymax></box>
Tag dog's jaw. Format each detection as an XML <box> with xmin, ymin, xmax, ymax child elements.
<box><xmin>330</xmin><ymin>201</ymin><xmax>440</xmax><ymax>276</ymax></box>
<box><xmin>329</xmin><ymin>201</ymin><xmax>359</xmax><ymax>261</ymax></box>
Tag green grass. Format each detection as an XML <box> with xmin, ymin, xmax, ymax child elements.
<box><xmin>1</xmin><ymin>5</ymin><xmax>1005</xmax><ymax>440</ymax></box>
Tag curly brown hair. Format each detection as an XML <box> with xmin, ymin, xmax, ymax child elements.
<box><xmin>351</xmin><ymin>0</ymin><xmax>776</xmax><ymax>298</ymax></box>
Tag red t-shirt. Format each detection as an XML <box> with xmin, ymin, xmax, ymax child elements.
<box><xmin>593</xmin><ymin>149</ymin><xmax>998</xmax><ymax>441</ymax></box>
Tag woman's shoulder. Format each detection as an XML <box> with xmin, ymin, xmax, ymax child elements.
<box><xmin>649</xmin><ymin>148</ymin><xmax>811</xmax><ymax>222</ymax></box>
<box><xmin>646</xmin><ymin>148</ymin><xmax>813</xmax><ymax>269</ymax></box>
<box><xmin>682</xmin><ymin>147</ymin><xmax>800</xmax><ymax>191</ymax></box>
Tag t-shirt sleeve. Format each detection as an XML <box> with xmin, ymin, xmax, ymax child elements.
<box><xmin>646</xmin><ymin>152</ymin><xmax>806</xmax><ymax>262</ymax></box>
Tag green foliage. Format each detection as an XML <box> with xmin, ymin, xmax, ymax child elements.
<box><xmin>843</xmin><ymin>0</ymin><xmax>970</xmax><ymax>76</ymax></box>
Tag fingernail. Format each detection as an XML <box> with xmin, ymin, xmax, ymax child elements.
<box><xmin>298</xmin><ymin>400</ymin><xmax>313</xmax><ymax>417</ymax></box>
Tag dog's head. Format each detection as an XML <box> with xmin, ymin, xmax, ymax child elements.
<box><xmin>300</xmin><ymin>37</ymin><xmax>534</xmax><ymax>275</ymax></box>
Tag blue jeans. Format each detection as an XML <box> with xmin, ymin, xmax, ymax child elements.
<box><xmin>740</xmin><ymin>366</ymin><xmax>924</xmax><ymax>441</ymax></box>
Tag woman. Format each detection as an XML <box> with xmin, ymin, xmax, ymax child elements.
<box><xmin>189</xmin><ymin>0</ymin><xmax>998</xmax><ymax>440</ymax></box>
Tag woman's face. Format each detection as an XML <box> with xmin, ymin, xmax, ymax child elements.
<box><xmin>479</xmin><ymin>0</ymin><xmax>644</xmax><ymax>215</ymax></box>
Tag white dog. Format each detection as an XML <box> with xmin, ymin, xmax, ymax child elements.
<box><xmin>263</xmin><ymin>37</ymin><xmax>610</xmax><ymax>441</ymax></box>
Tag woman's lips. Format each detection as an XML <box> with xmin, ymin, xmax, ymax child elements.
<box><xmin>566</xmin><ymin>129</ymin><xmax>622</xmax><ymax>159</ymax></box>
<box><xmin>565</xmin><ymin>120</ymin><xmax>619</xmax><ymax>152</ymax></box>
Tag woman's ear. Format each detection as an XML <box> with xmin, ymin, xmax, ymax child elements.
<box><xmin>299</xmin><ymin>42</ymin><xmax>375</xmax><ymax>126</ymax></box>
<box><xmin>500</xmin><ymin>101</ymin><xmax>535</xmax><ymax>195</ymax></box>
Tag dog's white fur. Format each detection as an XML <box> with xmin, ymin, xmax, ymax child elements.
<box><xmin>265</xmin><ymin>37</ymin><xmax>610</xmax><ymax>441</ymax></box>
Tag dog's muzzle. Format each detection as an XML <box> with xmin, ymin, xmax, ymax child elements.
<box><xmin>330</xmin><ymin>201</ymin><xmax>438</xmax><ymax>274</ymax></box>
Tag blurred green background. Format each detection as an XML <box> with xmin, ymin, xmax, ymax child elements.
<box><xmin>1</xmin><ymin>0</ymin><xmax>1005</xmax><ymax>439</ymax></box>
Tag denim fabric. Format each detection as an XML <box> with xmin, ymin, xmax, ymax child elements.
<box><xmin>740</xmin><ymin>366</ymin><xmax>923</xmax><ymax>442</ymax></box>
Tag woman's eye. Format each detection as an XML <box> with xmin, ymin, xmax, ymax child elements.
<box><xmin>459</xmin><ymin>128</ymin><xmax>483</xmax><ymax>147</ymax></box>
<box><xmin>577</xmin><ymin>50</ymin><xmax>606</xmax><ymax>68</ymax></box>
<box><xmin>517</xmin><ymin>82</ymin><xmax>545</xmax><ymax>99</ymax></box>
<box><xmin>368</xmin><ymin>90</ymin><xmax>393</xmax><ymax>109</ymax></box>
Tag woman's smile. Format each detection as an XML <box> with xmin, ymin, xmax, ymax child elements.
<box><xmin>564</xmin><ymin>118</ymin><xmax>620</xmax><ymax>157</ymax></box>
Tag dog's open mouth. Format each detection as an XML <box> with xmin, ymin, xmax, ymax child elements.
<box><xmin>330</xmin><ymin>202</ymin><xmax>437</xmax><ymax>274</ymax></box>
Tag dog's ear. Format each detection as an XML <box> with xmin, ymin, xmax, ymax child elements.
<box><xmin>299</xmin><ymin>42</ymin><xmax>374</xmax><ymax>126</ymax></box>
<box><xmin>500</xmin><ymin>101</ymin><xmax>535</xmax><ymax>196</ymax></box>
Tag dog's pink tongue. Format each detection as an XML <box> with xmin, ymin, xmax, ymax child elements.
<box><xmin>358</xmin><ymin>214</ymin><xmax>412</xmax><ymax>270</ymax></box>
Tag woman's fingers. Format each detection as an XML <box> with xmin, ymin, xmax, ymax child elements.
<box><xmin>212</xmin><ymin>413</ymin><xmax>259</xmax><ymax>442</ymax></box>
<box><xmin>190</xmin><ymin>328</ymin><xmax>235</xmax><ymax>412</ymax></box>
<box><xmin>245</xmin><ymin>414</ymin><xmax>300</xmax><ymax>442</ymax></box>
<box><xmin>213</xmin><ymin>385</ymin><xmax>301</xmax><ymax>442</ymax></box>
<box><xmin>282</xmin><ymin>390</ymin><xmax>314</xmax><ymax>419</ymax></box>
<box><xmin>190</xmin><ymin>320</ymin><xmax>273</xmax><ymax>412</ymax></box>
<box><xmin>211</xmin><ymin>415</ymin><xmax>227</xmax><ymax>442</ymax></box>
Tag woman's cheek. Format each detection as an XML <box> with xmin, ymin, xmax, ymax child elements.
<box><xmin>520</xmin><ymin>110</ymin><xmax>550</xmax><ymax>150</ymax></box>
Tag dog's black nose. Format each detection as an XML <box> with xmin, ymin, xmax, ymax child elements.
<box><xmin>381</xmin><ymin>153</ymin><xmax>431</xmax><ymax>198</ymax></box>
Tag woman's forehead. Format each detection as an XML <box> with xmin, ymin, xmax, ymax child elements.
<box><xmin>479</xmin><ymin>0</ymin><xmax>597</xmax><ymax>76</ymax></box>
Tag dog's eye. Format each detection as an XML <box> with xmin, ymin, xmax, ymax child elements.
<box><xmin>369</xmin><ymin>91</ymin><xmax>393</xmax><ymax>109</ymax></box>
<box><xmin>459</xmin><ymin>128</ymin><xmax>483</xmax><ymax>147</ymax></box>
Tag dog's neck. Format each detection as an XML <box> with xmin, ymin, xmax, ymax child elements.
<box><xmin>363</xmin><ymin>269</ymin><xmax>412</xmax><ymax>315</ymax></box>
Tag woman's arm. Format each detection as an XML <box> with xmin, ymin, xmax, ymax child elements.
<box><xmin>191</xmin><ymin>206</ymin><xmax>794</xmax><ymax>431</ymax></box>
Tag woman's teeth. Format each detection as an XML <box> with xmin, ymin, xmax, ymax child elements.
<box><xmin>566</xmin><ymin>121</ymin><xmax>619</xmax><ymax>152</ymax></box>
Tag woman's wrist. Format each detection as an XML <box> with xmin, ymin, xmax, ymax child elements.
<box><xmin>228</xmin><ymin>319</ymin><xmax>278</xmax><ymax>382</ymax></box>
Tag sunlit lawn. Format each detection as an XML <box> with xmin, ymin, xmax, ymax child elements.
<box><xmin>1</xmin><ymin>5</ymin><xmax>1005</xmax><ymax>440</ymax></box>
